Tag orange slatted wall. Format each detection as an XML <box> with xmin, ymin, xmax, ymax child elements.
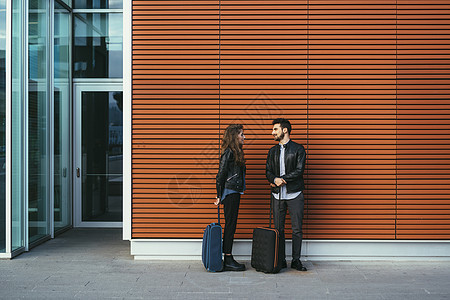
<box><xmin>396</xmin><ymin>1</ymin><xmax>450</xmax><ymax>239</ymax></box>
<box><xmin>307</xmin><ymin>1</ymin><xmax>397</xmax><ymax>239</ymax></box>
<box><xmin>132</xmin><ymin>0</ymin><xmax>220</xmax><ymax>238</ymax></box>
<box><xmin>131</xmin><ymin>0</ymin><xmax>450</xmax><ymax>240</ymax></box>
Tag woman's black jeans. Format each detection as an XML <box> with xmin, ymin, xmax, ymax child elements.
<box><xmin>222</xmin><ymin>192</ymin><xmax>241</xmax><ymax>254</ymax></box>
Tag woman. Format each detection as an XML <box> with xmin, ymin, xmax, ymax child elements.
<box><xmin>214</xmin><ymin>124</ymin><xmax>246</xmax><ymax>271</ymax></box>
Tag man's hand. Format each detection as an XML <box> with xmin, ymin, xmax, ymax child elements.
<box><xmin>274</xmin><ymin>177</ymin><xmax>287</xmax><ymax>187</ymax></box>
<box><xmin>214</xmin><ymin>198</ymin><xmax>220</xmax><ymax>206</ymax></box>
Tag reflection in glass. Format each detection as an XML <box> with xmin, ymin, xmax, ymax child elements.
<box><xmin>28</xmin><ymin>0</ymin><xmax>50</xmax><ymax>244</ymax></box>
<box><xmin>82</xmin><ymin>92</ymin><xmax>122</xmax><ymax>222</ymax></box>
<box><xmin>54</xmin><ymin>4</ymin><xmax>71</xmax><ymax>232</ymax></box>
<box><xmin>11</xmin><ymin>0</ymin><xmax>25</xmax><ymax>252</ymax></box>
<box><xmin>74</xmin><ymin>0</ymin><xmax>122</xmax><ymax>9</ymax></box>
<box><xmin>73</xmin><ymin>13</ymin><xmax>122</xmax><ymax>78</ymax></box>
<box><xmin>60</xmin><ymin>0</ymin><xmax>72</xmax><ymax>7</ymax></box>
<box><xmin>0</xmin><ymin>0</ymin><xmax>6</xmax><ymax>252</ymax></box>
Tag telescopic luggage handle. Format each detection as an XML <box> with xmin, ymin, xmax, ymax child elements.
<box><xmin>217</xmin><ymin>204</ymin><xmax>220</xmax><ymax>225</ymax></box>
<box><xmin>269</xmin><ymin>184</ymin><xmax>281</xmax><ymax>229</ymax></box>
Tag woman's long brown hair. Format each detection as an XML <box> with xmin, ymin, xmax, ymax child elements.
<box><xmin>221</xmin><ymin>124</ymin><xmax>245</xmax><ymax>166</ymax></box>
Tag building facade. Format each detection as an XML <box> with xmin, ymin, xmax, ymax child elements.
<box><xmin>2</xmin><ymin>0</ymin><xmax>450</xmax><ymax>260</ymax></box>
<box><xmin>1</xmin><ymin>0</ymin><xmax>124</xmax><ymax>258</ymax></box>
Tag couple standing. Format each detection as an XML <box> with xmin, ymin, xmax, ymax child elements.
<box><xmin>214</xmin><ymin>118</ymin><xmax>307</xmax><ymax>272</ymax></box>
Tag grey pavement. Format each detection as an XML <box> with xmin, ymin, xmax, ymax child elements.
<box><xmin>1</xmin><ymin>229</ymin><xmax>450</xmax><ymax>299</ymax></box>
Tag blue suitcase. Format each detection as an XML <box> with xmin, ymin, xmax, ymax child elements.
<box><xmin>202</xmin><ymin>206</ymin><xmax>223</xmax><ymax>272</ymax></box>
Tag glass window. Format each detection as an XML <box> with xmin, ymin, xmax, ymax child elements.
<box><xmin>28</xmin><ymin>0</ymin><xmax>50</xmax><ymax>244</ymax></box>
<box><xmin>12</xmin><ymin>0</ymin><xmax>25</xmax><ymax>252</ymax></box>
<box><xmin>54</xmin><ymin>2</ymin><xmax>72</xmax><ymax>232</ymax></box>
<box><xmin>0</xmin><ymin>0</ymin><xmax>6</xmax><ymax>253</ymax></box>
<box><xmin>73</xmin><ymin>13</ymin><xmax>122</xmax><ymax>78</ymax></box>
<box><xmin>74</xmin><ymin>0</ymin><xmax>121</xmax><ymax>9</ymax></box>
<box><xmin>59</xmin><ymin>0</ymin><xmax>72</xmax><ymax>7</ymax></box>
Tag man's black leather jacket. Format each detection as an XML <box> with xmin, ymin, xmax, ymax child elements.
<box><xmin>216</xmin><ymin>148</ymin><xmax>246</xmax><ymax>199</ymax></box>
<box><xmin>266</xmin><ymin>140</ymin><xmax>306</xmax><ymax>194</ymax></box>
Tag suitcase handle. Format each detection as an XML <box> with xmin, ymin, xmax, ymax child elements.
<box><xmin>269</xmin><ymin>187</ymin><xmax>281</xmax><ymax>229</ymax></box>
<box><xmin>269</xmin><ymin>193</ymin><xmax>273</xmax><ymax>228</ymax></box>
<box><xmin>217</xmin><ymin>204</ymin><xmax>220</xmax><ymax>225</ymax></box>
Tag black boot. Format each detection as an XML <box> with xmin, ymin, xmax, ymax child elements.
<box><xmin>223</xmin><ymin>255</ymin><xmax>246</xmax><ymax>271</ymax></box>
<box><xmin>291</xmin><ymin>259</ymin><xmax>307</xmax><ymax>272</ymax></box>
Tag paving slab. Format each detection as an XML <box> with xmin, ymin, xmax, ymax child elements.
<box><xmin>1</xmin><ymin>229</ymin><xmax>450</xmax><ymax>299</ymax></box>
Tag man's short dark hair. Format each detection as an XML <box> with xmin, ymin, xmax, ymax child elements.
<box><xmin>272</xmin><ymin>118</ymin><xmax>292</xmax><ymax>134</ymax></box>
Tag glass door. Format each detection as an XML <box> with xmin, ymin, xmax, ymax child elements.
<box><xmin>73</xmin><ymin>82</ymin><xmax>123</xmax><ymax>227</ymax></box>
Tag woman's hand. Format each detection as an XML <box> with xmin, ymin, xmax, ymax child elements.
<box><xmin>214</xmin><ymin>198</ymin><xmax>221</xmax><ymax>206</ymax></box>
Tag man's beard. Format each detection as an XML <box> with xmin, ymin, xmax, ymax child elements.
<box><xmin>274</xmin><ymin>132</ymin><xmax>284</xmax><ymax>141</ymax></box>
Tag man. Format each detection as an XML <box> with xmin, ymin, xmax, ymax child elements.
<box><xmin>266</xmin><ymin>118</ymin><xmax>307</xmax><ymax>271</ymax></box>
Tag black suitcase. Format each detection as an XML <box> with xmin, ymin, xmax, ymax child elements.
<box><xmin>251</xmin><ymin>193</ymin><xmax>282</xmax><ymax>274</ymax></box>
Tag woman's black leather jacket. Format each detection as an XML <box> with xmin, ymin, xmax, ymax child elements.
<box><xmin>216</xmin><ymin>148</ymin><xmax>246</xmax><ymax>199</ymax></box>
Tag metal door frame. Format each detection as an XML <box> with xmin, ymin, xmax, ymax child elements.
<box><xmin>73</xmin><ymin>80</ymin><xmax>123</xmax><ymax>228</ymax></box>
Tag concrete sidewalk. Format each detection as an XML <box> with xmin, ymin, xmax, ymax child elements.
<box><xmin>1</xmin><ymin>229</ymin><xmax>450</xmax><ymax>299</ymax></box>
